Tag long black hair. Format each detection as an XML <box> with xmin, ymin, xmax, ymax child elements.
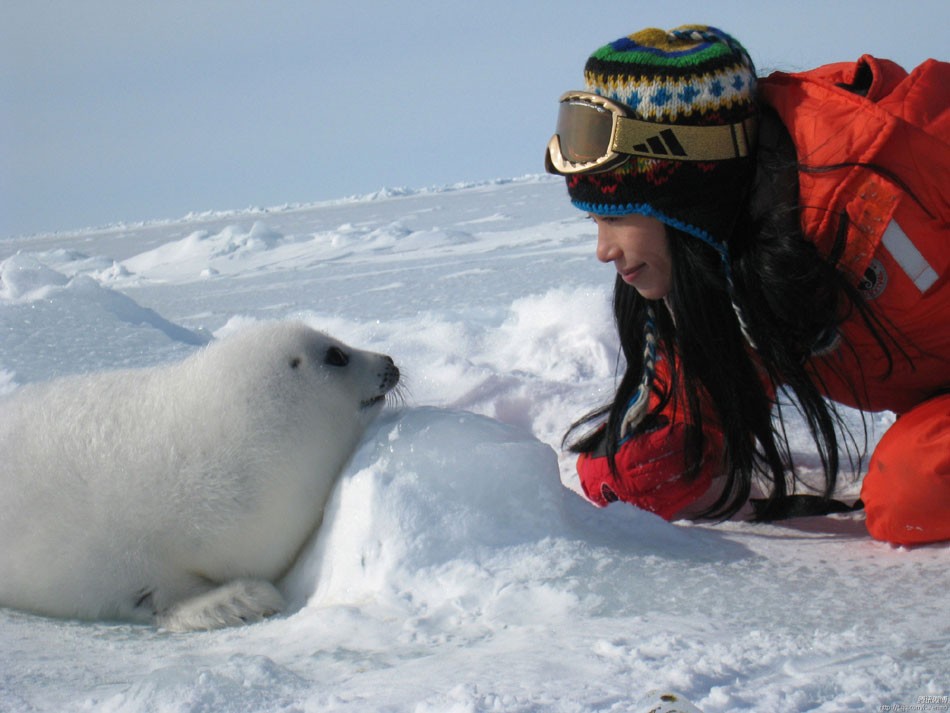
<box><xmin>565</xmin><ymin>108</ymin><xmax>903</xmax><ymax>519</ymax></box>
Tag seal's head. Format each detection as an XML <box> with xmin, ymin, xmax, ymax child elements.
<box><xmin>205</xmin><ymin>321</ymin><xmax>400</xmax><ymax>432</ymax></box>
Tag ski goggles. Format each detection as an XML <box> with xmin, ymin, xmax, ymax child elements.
<box><xmin>545</xmin><ymin>91</ymin><xmax>757</xmax><ymax>175</ymax></box>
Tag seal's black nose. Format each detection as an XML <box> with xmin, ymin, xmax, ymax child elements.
<box><xmin>380</xmin><ymin>358</ymin><xmax>400</xmax><ymax>392</ymax></box>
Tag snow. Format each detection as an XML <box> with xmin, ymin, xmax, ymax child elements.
<box><xmin>0</xmin><ymin>176</ymin><xmax>946</xmax><ymax>712</ymax></box>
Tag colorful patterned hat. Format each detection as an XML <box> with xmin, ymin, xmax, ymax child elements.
<box><xmin>566</xmin><ymin>25</ymin><xmax>758</xmax><ymax>253</ymax></box>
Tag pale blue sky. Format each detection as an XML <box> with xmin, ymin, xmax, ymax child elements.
<box><xmin>2</xmin><ymin>0</ymin><xmax>946</xmax><ymax>237</ymax></box>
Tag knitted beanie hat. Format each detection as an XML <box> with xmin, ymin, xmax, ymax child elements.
<box><xmin>566</xmin><ymin>25</ymin><xmax>758</xmax><ymax>254</ymax></box>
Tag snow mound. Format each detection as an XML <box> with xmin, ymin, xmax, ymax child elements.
<box><xmin>487</xmin><ymin>287</ymin><xmax>616</xmax><ymax>382</ymax></box>
<box><xmin>0</xmin><ymin>253</ymin><xmax>69</xmax><ymax>301</ymax></box>
<box><xmin>122</xmin><ymin>221</ymin><xmax>286</xmax><ymax>280</ymax></box>
<box><xmin>283</xmin><ymin>406</ymin><xmax>719</xmax><ymax>613</ymax></box>
<box><xmin>0</xmin><ymin>254</ymin><xmax>207</xmax><ymax>383</ymax></box>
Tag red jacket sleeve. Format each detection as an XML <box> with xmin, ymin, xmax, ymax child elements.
<box><xmin>577</xmin><ymin>419</ymin><xmax>723</xmax><ymax>520</ymax></box>
<box><xmin>576</xmin><ymin>354</ymin><xmax>725</xmax><ymax>520</ymax></box>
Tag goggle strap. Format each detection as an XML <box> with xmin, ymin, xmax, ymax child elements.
<box><xmin>613</xmin><ymin>115</ymin><xmax>756</xmax><ymax>162</ymax></box>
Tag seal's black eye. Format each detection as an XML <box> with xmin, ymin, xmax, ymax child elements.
<box><xmin>324</xmin><ymin>347</ymin><xmax>349</xmax><ymax>367</ymax></box>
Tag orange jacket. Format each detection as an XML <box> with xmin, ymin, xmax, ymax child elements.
<box><xmin>761</xmin><ymin>56</ymin><xmax>949</xmax><ymax>414</ymax></box>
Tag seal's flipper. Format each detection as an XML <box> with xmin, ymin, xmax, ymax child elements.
<box><xmin>156</xmin><ymin>579</ymin><xmax>284</xmax><ymax>632</ymax></box>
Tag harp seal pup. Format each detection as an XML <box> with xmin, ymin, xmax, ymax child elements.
<box><xmin>0</xmin><ymin>320</ymin><xmax>399</xmax><ymax>631</ymax></box>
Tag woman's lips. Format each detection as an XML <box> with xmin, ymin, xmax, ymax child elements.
<box><xmin>619</xmin><ymin>264</ymin><xmax>646</xmax><ymax>283</ymax></box>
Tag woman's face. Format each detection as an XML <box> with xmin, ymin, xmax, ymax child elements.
<box><xmin>591</xmin><ymin>213</ymin><xmax>672</xmax><ymax>300</ymax></box>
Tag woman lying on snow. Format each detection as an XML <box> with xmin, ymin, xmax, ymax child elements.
<box><xmin>545</xmin><ymin>24</ymin><xmax>948</xmax><ymax>545</ymax></box>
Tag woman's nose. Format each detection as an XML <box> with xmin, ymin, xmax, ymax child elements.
<box><xmin>596</xmin><ymin>227</ymin><xmax>622</xmax><ymax>263</ymax></box>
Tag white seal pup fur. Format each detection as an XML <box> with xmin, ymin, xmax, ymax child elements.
<box><xmin>0</xmin><ymin>320</ymin><xmax>399</xmax><ymax>631</ymax></box>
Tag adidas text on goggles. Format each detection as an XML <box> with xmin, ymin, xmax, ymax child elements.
<box><xmin>545</xmin><ymin>91</ymin><xmax>757</xmax><ymax>175</ymax></box>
